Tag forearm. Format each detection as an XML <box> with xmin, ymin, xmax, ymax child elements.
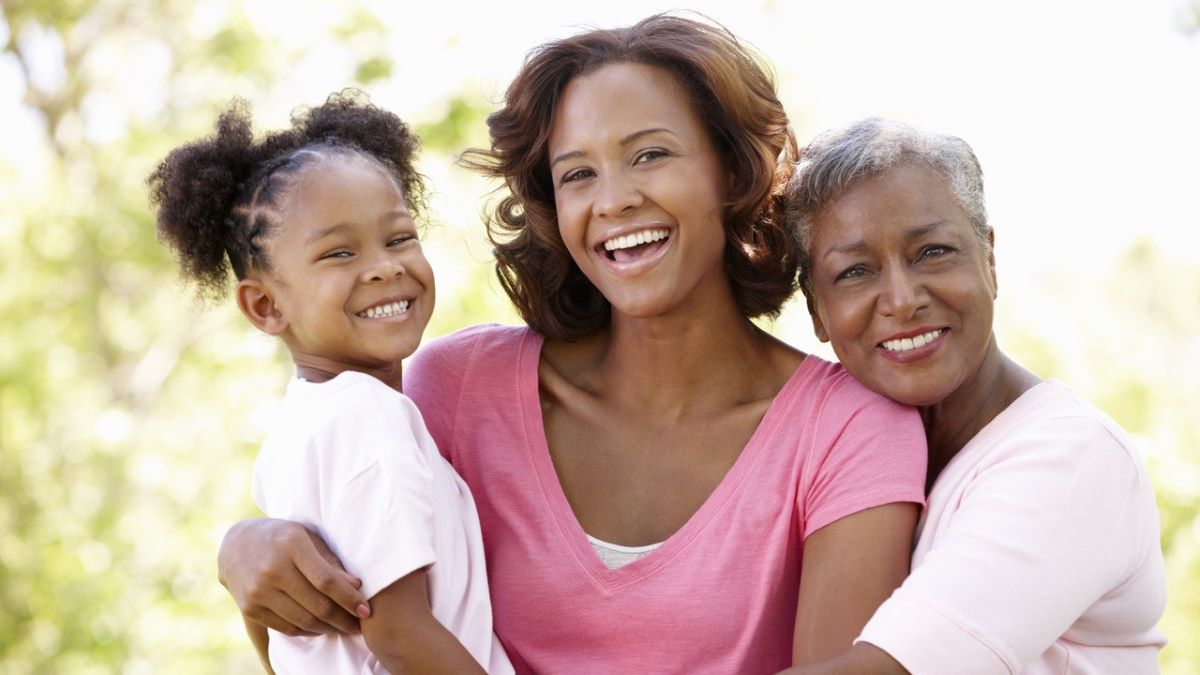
<box><xmin>243</xmin><ymin>616</ymin><xmax>275</xmax><ymax>675</ymax></box>
<box><xmin>361</xmin><ymin>569</ymin><xmax>485</xmax><ymax>675</ymax></box>
<box><xmin>364</xmin><ymin>616</ymin><xmax>485</xmax><ymax>675</ymax></box>
<box><xmin>779</xmin><ymin>642</ymin><xmax>908</xmax><ymax>675</ymax></box>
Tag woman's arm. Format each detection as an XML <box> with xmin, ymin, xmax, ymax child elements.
<box><xmin>361</xmin><ymin>568</ymin><xmax>486</xmax><ymax>675</ymax></box>
<box><xmin>218</xmin><ymin>517</ymin><xmax>370</xmax><ymax>635</ymax></box>
<box><xmin>242</xmin><ymin>616</ymin><xmax>275</xmax><ymax>674</ymax></box>
<box><xmin>792</xmin><ymin>502</ymin><xmax>918</xmax><ymax>665</ymax></box>
<box><xmin>781</xmin><ymin>642</ymin><xmax>908</xmax><ymax>675</ymax></box>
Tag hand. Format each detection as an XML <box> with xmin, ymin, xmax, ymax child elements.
<box><xmin>218</xmin><ymin>518</ymin><xmax>370</xmax><ymax>636</ymax></box>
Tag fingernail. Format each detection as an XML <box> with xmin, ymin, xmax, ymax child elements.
<box><xmin>356</xmin><ymin>603</ymin><xmax>371</xmax><ymax>619</ymax></box>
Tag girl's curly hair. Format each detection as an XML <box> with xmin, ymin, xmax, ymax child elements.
<box><xmin>148</xmin><ymin>90</ymin><xmax>425</xmax><ymax>299</ymax></box>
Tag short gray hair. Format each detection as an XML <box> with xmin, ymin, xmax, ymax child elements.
<box><xmin>785</xmin><ymin>118</ymin><xmax>989</xmax><ymax>292</ymax></box>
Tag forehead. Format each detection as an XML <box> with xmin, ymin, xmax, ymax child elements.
<box><xmin>287</xmin><ymin>155</ymin><xmax>406</xmax><ymax>213</ymax></box>
<box><xmin>811</xmin><ymin>163</ymin><xmax>967</xmax><ymax>247</ymax></box>
<box><xmin>547</xmin><ymin>62</ymin><xmax>704</xmax><ymax>152</ymax></box>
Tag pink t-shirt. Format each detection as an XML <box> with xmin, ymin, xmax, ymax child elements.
<box><xmin>406</xmin><ymin>324</ymin><xmax>927</xmax><ymax>674</ymax></box>
<box><xmin>858</xmin><ymin>381</ymin><xmax>1167</xmax><ymax>674</ymax></box>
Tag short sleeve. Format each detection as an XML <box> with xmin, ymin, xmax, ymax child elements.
<box><xmin>318</xmin><ymin>385</ymin><xmax>439</xmax><ymax>600</ymax></box>
<box><xmin>406</xmin><ymin>326</ymin><xmax>488</xmax><ymax>462</ymax></box>
<box><xmin>858</xmin><ymin>416</ymin><xmax>1146</xmax><ymax>674</ymax></box>
<box><xmin>802</xmin><ymin>377</ymin><xmax>927</xmax><ymax>538</ymax></box>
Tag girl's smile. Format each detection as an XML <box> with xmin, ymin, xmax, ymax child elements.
<box><xmin>241</xmin><ymin>156</ymin><xmax>435</xmax><ymax>384</ymax></box>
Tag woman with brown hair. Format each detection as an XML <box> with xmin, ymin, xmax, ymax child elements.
<box><xmin>217</xmin><ymin>15</ymin><xmax>927</xmax><ymax>673</ymax></box>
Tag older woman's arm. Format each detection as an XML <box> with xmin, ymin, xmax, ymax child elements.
<box><xmin>218</xmin><ymin>518</ymin><xmax>370</xmax><ymax>636</ymax></box>
<box><xmin>791</xmin><ymin>502</ymin><xmax>918</xmax><ymax>665</ymax></box>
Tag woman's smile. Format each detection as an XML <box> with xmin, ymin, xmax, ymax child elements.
<box><xmin>548</xmin><ymin>62</ymin><xmax>732</xmax><ymax>319</ymax></box>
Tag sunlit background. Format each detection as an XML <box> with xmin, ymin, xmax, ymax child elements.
<box><xmin>2</xmin><ymin>0</ymin><xmax>1197</xmax><ymax>672</ymax></box>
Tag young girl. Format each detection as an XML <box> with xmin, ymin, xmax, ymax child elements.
<box><xmin>148</xmin><ymin>92</ymin><xmax>513</xmax><ymax>675</ymax></box>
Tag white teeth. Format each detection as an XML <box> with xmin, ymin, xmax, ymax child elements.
<box><xmin>882</xmin><ymin>329</ymin><xmax>943</xmax><ymax>352</ymax></box>
<box><xmin>603</xmin><ymin>228</ymin><xmax>670</xmax><ymax>252</ymax></box>
<box><xmin>357</xmin><ymin>300</ymin><xmax>410</xmax><ymax>319</ymax></box>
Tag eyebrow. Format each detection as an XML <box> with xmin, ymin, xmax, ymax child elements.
<box><xmin>822</xmin><ymin>220</ymin><xmax>950</xmax><ymax>259</ymax></box>
<box><xmin>305</xmin><ymin>222</ymin><xmax>352</xmax><ymax>246</ymax></box>
<box><xmin>549</xmin><ymin>127</ymin><xmax>676</xmax><ymax>168</ymax></box>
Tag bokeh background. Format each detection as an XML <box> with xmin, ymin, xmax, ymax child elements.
<box><xmin>2</xmin><ymin>0</ymin><xmax>1197</xmax><ymax>672</ymax></box>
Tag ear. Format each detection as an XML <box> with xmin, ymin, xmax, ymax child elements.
<box><xmin>236</xmin><ymin>278</ymin><xmax>289</xmax><ymax>336</ymax></box>
<box><xmin>984</xmin><ymin>227</ymin><xmax>997</xmax><ymax>299</ymax></box>
<box><xmin>805</xmin><ymin>288</ymin><xmax>830</xmax><ymax>343</ymax></box>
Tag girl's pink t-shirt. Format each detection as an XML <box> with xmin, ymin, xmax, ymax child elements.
<box><xmin>406</xmin><ymin>324</ymin><xmax>926</xmax><ymax>674</ymax></box>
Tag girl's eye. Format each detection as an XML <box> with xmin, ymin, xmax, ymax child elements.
<box><xmin>388</xmin><ymin>234</ymin><xmax>417</xmax><ymax>247</ymax></box>
<box><xmin>634</xmin><ymin>149</ymin><xmax>668</xmax><ymax>165</ymax></box>
<box><xmin>560</xmin><ymin>168</ymin><xmax>594</xmax><ymax>185</ymax></box>
<box><xmin>319</xmin><ymin>250</ymin><xmax>353</xmax><ymax>260</ymax></box>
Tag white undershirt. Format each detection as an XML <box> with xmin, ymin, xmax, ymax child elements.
<box><xmin>586</xmin><ymin>535</ymin><xmax>663</xmax><ymax>569</ymax></box>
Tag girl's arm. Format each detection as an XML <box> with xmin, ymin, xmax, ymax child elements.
<box><xmin>791</xmin><ymin>502</ymin><xmax>918</xmax><ymax>665</ymax></box>
<box><xmin>361</xmin><ymin>568</ymin><xmax>486</xmax><ymax>675</ymax></box>
<box><xmin>218</xmin><ymin>518</ymin><xmax>370</xmax><ymax>635</ymax></box>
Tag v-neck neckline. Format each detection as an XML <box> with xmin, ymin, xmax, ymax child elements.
<box><xmin>515</xmin><ymin>329</ymin><xmax>817</xmax><ymax>589</ymax></box>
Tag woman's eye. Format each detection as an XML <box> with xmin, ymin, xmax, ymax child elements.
<box><xmin>560</xmin><ymin>168</ymin><xmax>594</xmax><ymax>185</ymax></box>
<box><xmin>919</xmin><ymin>245</ymin><xmax>953</xmax><ymax>260</ymax></box>
<box><xmin>634</xmin><ymin>149</ymin><xmax>668</xmax><ymax>165</ymax></box>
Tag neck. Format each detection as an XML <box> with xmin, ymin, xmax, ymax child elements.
<box><xmin>582</xmin><ymin>291</ymin><xmax>788</xmax><ymax>416</ymax></box>
<box><xmin>919</xmin><ymin>335</ymin><xmax>1038</xmax><ymax>489</ymax></box>
<box><xmin>290</xmin><ymin>352</ymin><xmax>403</xmax><ymax>391</ymax></box>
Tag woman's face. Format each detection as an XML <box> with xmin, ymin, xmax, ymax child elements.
<box><xmin>547</xmin><ymin>62</ymin><xmax>732</xmax><ymax>319</ymax></box>
<box><xmin>806</xmin><ymin>163</ymin><xmax>997</xmax><ymax>407</ymax></box>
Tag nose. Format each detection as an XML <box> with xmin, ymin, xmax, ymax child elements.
<box><xmin>592</xmin><ymin>169</ymin><xmax>643</xmax><ymax>218</ymax></box>
<box><xmin>362</xmin><ymin>250</ymin><xmax>405</xmax><ymax>283</ymax></box>
<box><xmin>877</xmin><ymin>264</ymin><xmax>928</xmax><ymax>319</ymax></box>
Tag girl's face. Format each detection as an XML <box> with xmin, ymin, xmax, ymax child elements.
<box><xmin>805</xmin><ymin>163</ymin><xmax>997</xmax><ymax>407</ymax></box>
<box><xmin>547</xmin><ymin>62</ymin><xmax>733</xmax><ymax>320</ymax></box>
<box><xmin>248</xmin><ymin>156</ymin><xmax>435</xmax><ymax>375</ymax></box>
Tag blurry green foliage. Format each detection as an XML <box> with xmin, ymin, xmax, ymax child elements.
<box><xmin>0</xmin><ymin>1</ymin><xmax>1197</xmax><ymax>674</ymax></box>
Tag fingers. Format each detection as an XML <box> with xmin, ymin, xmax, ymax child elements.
<box><xmin>259</xmin><ymin>585</ymin><xmax>350</xmax><ymax>636</ymax></box>
<box><xmin>295</xmin><ymin>531</ymin><xmax>370</xmax><ymax>622</ymax></box>
<box><xmin>250</xmin><ymin>606</ymin><xmax>320</xmax><ymax>638</ymax></box>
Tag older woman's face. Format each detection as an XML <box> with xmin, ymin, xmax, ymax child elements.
<box><xmin>806</xmin><ymin>163</ymin><xmax>996</xmax><ymax>407</ymax></box>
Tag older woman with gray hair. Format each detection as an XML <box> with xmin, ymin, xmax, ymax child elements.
<box><xmin>779</xmin><ymin>118</ymin><xmax>1167</xmax><ymax>674</ymax></box>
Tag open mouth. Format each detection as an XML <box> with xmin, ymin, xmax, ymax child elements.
<box><xmin>356</xmin><ymin>299</ymin><xmax>410</xmax><ymax>319</ymax></box>
<box><xmin>879</xmin><ymin>328</ymin><xmax>947</xmax><ymax>353</ymax></box>
<box><xmin>599</xmin><ymin>228</ymin><xmax>671</xmax><ymax>263</ymax></box>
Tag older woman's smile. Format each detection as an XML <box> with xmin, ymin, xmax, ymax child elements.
<box><xmin>806</xmin><ymin>162</ymin><xmax>997</xmax><ymax>408</ymax></box>
<box><xmin>878</xmin><ymin>327</ymin><xmax>949</xmax><ymax>361</ymax></box>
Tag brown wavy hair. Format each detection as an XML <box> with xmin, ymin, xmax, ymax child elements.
<box><xmin>461</xmin><ymin>14</ymin><xmax>799</xmax><ymax>339</ymax></box>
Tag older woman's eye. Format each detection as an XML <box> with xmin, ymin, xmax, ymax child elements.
<box><xmin>835</xmin><ymin>265</ymin><xmax>868</xmax><ymax>281</ymax></box>
<box><xmin>919</xmin><ymin>245</ymin><xmax>953</xmax><ymax>259</ymax></box>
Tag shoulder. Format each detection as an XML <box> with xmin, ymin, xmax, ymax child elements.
<box><xmin>977</xmin><ymin>381</ymin><xmax>1149</xmax><ymax>484</ymax></box>
<box><xmin>798</xmin><ymin>355</ymin><xmax>923</xmax><ymax>431</ymax></box>
<box><xmin>407</xmin><ymin>322</ymin><xmax>535</xmax><ymax>387</ymax></box>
